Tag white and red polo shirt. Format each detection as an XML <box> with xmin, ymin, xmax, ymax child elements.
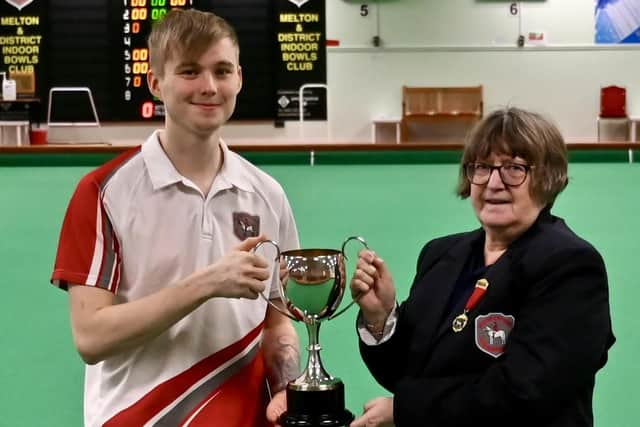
<box><xmin>51</xmin><ymin>131</ymin><xmax>299</xmax><ymax>427</ymax></box>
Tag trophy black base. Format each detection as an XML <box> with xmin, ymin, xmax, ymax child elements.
<box><xmin>280</xmin><ymin>382</ymin><xmax>354</xmax><ymax>427</ymax></box>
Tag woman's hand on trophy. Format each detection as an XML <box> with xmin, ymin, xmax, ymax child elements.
<box><xmin>266</xmin><ymin>389</ymin><xmax>287</xmax><ymax>426</ymax></box>
<box><xmin>350</xmin><ymin>396</ymin><xmax>395</xmax><ymax>427</ymax></box>
<box><xmin>350</xmin><ymin>249</ymin><xmax>396</xmax><ymax>324</ymax></box>
<box><xmin>190</xmin><ymin>235</ymin><xmax>272</xmax><ymax>300</ymax></box>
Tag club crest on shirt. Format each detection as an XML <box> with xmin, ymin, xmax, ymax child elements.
<box><xmin>233</xmin><ymin>212</ymin><xmax>260</xmax><ymax>240</ymax></box>
<box><xmin>475</xmin><ymin>313</ymin><xmax>515</xmax><ymax>358</ymax></box>
<box><xmin>4</xmin><ymin>0</ymin><xmax>34</xmax><ymax>10</ymax></box>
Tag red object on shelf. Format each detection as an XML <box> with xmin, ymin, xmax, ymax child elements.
<box><xmin>326</xmin><ymin>39</ymin><xmax>340</xmax><ymax>47</ymax></box>
<box><xmin>30</xmin><ymin>128</ymin><xmax>48</xmax><ymax>145</ymax></box>
<box><xmin>600</xmin><ymin>86</ymin><xmax>626</xmax><ymax>118</ymax></box>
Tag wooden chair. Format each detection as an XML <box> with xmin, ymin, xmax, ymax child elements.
<box><xmin>597</xmin><ymin>85</ymin><xmax>630</xmax><ymax>142</ymax></box>
<box><xmin>400</xmin><ymin>85</ymin><xmax>483</xmax><ymax>142</ymax></box>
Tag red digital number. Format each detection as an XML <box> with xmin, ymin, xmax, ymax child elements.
<box><xmin>141</xmin><ymin>101</ymin><xmax>155</xmax><ymax>118</ymax></box>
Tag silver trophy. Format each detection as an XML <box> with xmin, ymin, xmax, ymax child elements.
<box><xmin>255</xmin><ymin>236</ymin><xmax>368</xmax><ymax>427</ymax></box>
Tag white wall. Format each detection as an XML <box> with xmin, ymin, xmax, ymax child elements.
<box><xmin>329</xmin><ymin>0</ymin><xmax>598</xmax><ymax>47</ymax></box>
<box><xmin>53</xmin><ymin>0</ymin><xmax>640</xmax><ymax>145</ymax></box>
<box><xmin>322</xmin><ymin>0</ymin><xmax>639</xmax><ymax>143</ymax></box>
<box><xmin>326</xmin><ymin>47</ymin><xmax>637</xmax><ymax>143</ymax></box>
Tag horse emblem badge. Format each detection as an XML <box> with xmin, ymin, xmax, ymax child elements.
<box><xmin>233</xmin><ymin>212</ymin><xmax>260</xmax><ymax>240</ymax></box>
<box><xmin>475</xmin><ymin>313</ymin><xmax>515</xmax><ymax>358</ymax></box>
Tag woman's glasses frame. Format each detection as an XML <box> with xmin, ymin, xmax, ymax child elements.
<box><xmin>464</xmin><ymin>162</ymin><xmax>533</xmax><ymax>187</ymax></box>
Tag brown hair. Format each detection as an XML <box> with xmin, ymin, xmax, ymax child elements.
<box><xmin>147</xmin><ymin>9</ymin><xmax>239</xmax><ymax>77</ymax></box>
<box><xmin>456</xmin><ymin>107</ymin><xmax>568</xmax><ymax>206</ymax></box>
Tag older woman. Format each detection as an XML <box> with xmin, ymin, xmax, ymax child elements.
<box><xmin>350</xmin><ymin>107</ymin><xmax>615</xmax><ymax>427</ymax></box>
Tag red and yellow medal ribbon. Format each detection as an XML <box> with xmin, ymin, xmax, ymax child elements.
<box><xmin>452</xmin><ymin>278</ymin><xmax>490</xmax><ymax>332</ymax></box>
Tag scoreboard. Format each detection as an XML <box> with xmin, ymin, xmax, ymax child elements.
<box><xmin>5</xmin><ymin>0</ymin><xmax>325</xmax><ymax>123</ymax></box>
<box><xmin>107</xmin><ymin>0</ymin><xmax>281</xmax><ymax>122</ymax></box>
<box><xmin>114</xmin><ymin>0</ymin><xmax>197</xmax><ymax>121</ymax></box>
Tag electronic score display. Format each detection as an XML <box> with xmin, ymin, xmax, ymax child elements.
<box><xmin>116</xmin><ymin>0</ymin><xmax>197</xmax><ymax>121</ymax></box>
<box><xmin>103</xmin><ymin>1</ymin><xmax>276</xmax><ymax>122</ymax></box>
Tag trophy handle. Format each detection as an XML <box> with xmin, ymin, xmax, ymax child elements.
<box><xmin>328</xmin><ymin>236</ymin><xmax>370</xmax><ymax>320</ymax></box>
<box><xmin>252</xmin><ymin>240</ymin><xmax>299</xmax><ymax>322</ymax></box>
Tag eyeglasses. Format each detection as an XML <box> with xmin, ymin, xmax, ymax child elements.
<box><xmin>464</xmin><ymin>162</ymin><xmax>532</xmax><ymax>187</ymax></box>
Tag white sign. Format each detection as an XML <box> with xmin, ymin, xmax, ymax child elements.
<box><xmin>4</xmin><ymin>0</ymin><xmax>35</xmax><ymax>11</ymax></box>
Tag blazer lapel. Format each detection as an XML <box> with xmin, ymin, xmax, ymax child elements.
<box><xmin>406</xmin><ymin>230</ymin><xmax>482</xmax><ymax>375</ymax></box>
<box><xmin>434</xmin><ymin>253</ymin><xmax>515</xmax><ymax>341</ymax></box>
<box><xmin>409</xmin><ymin>210</ymin><xmax>553</xmax><ymax>375</ymax></box>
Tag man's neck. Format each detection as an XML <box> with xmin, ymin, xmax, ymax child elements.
<box><xmin>158</xmin><ymin>128</ymin><xmax>223</xmax><ymax>196</ymax></box>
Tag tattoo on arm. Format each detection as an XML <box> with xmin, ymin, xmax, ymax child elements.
<box><xmin>267</xmin><ymin>335</ymin><xmax>300</xmax><ymax>393</ymax></box>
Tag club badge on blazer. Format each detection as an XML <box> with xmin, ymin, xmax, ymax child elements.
<box><xmin>475</xmin><ymin>313</ymin><xmax>515</xmax><ymax>358</ymax></box>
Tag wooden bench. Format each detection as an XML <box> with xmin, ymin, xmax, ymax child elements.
<box><xmin>401</xmin><ymin>85</ymin><xmax>483</xmax><ymax>143</ymax></box>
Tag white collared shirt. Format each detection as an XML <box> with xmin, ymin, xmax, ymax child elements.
<box><xmin>52</xmin><ymin>130</ymin><xmax>299</xmax><ymax>426</ymax></box>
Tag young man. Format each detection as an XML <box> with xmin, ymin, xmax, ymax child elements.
<box><xmin>51</xmin><ymin>9</ymin><xmax>299</xmax><ymax>427</ymax></box>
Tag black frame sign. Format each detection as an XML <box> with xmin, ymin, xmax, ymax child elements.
<box><xmin>274</xmin><ymin>0</ymin><xmax>326</xmax><ymax>121</ymax></box>
<box><xmin>0</xmin><ymin>0</ymin><xmax>47</xmax><ymax>99</ymax></box>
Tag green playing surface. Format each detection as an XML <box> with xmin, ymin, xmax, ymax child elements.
<box><xmin>0</xmin><ymin>150</ymin><xmax>636</xmax><ymax>426</ymax></box>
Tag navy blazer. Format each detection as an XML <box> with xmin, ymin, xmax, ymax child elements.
<box><xmin>359</xmin><ymin>209</ymin><xmax>615</xmax><ymax>427</ymax></box>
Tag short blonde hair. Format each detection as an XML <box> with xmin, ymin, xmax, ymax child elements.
<box><xmin>456</xmin><ymin>107</ymin><xmax>568</xmax><ymax>206</ymax></box>
<box><xmin>147</xmin><ymin>9</ymin><xmax>239</xmax><ymax>76</ymax></box>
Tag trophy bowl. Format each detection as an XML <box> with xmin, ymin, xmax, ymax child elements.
<box><xmin>281</xmin><ymin>248</ymin><xmax>346</xmax><ymax>323</ymax></box>
<box><xmin>256</xmin><ymin>237</ymin><xmax>367</xmax><ymax>427</ymax></box>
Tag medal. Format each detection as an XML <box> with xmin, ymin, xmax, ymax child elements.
<box><xmin>452</xmin><ymin>313</ymin><xmax>468</xmax><ymax>332</ymax></box>
<box><xmin>452</xmin><ymin>278</ymin><xmax>489</xmax><ymax>332</ymax></box>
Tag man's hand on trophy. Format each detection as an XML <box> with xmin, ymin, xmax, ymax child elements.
<box><xmin>350</xmin><ymin>396</ymin><xmax>395</xmax><ymax>427</ymax></box>
<box><xmin>350</xmin><ymin>249</ymin><xmax>397</xmax><ymax>325</ymax></box>
<box><xmin>191</xmin><ymin>235</ymin><xmax>272</xmax><ymax>300</ymax></box>
<box><xmin>278</xmin><ymin>258</ymin><xmax>289</xmax><ymax>285</ymax></box>
<box><xmin>266</xmin><ymin>389</ymin><xmax>287</xmax><ymax>427</ymax></box>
